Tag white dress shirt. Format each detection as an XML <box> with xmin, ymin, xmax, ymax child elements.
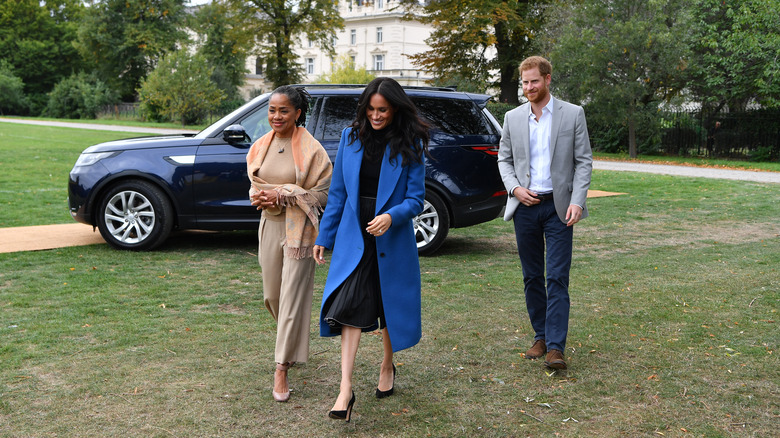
<box><xmin>528</xmin><ymin>96</ymin><xmax>554</xmax><ymax>194</ymax></box>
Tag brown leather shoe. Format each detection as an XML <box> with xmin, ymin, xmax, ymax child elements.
<box><xmin>525</xmin><ymin>339</ymin><xmax>546</xmax><ymax>359</ymax></box>
<box><xmin>544</xmin><ymin>349</ymin><xmax>567</xmax><ymax>370</ymax></box>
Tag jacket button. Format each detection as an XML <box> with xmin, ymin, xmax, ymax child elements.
<box><xmin>379</xmin><ymin>253</ymin><xmax>386</xmax><ymax>258</ymax></box>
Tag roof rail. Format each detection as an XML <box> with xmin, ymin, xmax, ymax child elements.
<box><xmin>293</xmin><ymin>84</ymin><xmax>458</xmax><ymax>92</ymax></box>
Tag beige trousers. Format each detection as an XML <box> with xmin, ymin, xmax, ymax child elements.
<box><xmin>258</xmin><ymin>215</ymin><xmax>315</xmax><ymax>364</ymax></box>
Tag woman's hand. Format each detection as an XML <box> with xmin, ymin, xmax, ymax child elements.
<box><xmin>313</xmin><ymin>245</ymin><xmax>327</xmax><ymax>265</ymax></box>
<box><xmin>250</xmin><ymin>189</ymin><xmax>278</xmax><ymax>210</ymax></box>
<box><xmin>367</xmin><ymin>213</ymin><xmax>392</xmax><ymax>237</ymax></box>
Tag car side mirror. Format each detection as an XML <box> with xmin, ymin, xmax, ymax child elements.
<box><xmin>223</xmin><ymin>124</ymin><xmax>250</xmax><ymax>144</ymax></box>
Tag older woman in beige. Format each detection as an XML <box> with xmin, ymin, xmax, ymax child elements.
<box><xmin>247</xmin><ymin>85</ymin><xmax>332</xmax><ymax>402</ymax></box>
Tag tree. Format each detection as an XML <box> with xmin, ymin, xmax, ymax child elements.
<box><xmin>138</xmin><ymin>51</ymin><xmax>225</xmax><ymax>126</ymax></box>
<box><xmin>400</xmin><ymin>0</ymin><xmax>547</xmax><ymax>103</ymax></box>
<box><xmin>316</xmin><ymin>55</ymin><xmax>376</xmax><ymax>84</ymax></box>
<box><xmin>542</xmin><ymin>0</ymin><xmax>689</xmax><ymax>157</ymax></box>
<box><xmin>190</xmin><ymin>1</ymin><xmax>251</xmax><ymax>110</ymax></box>
<box><xmin>0</xmin><ymin>0</ymin><xmax>84</xmax><ymax>113</ymax></box>
<box><xmin>685</xmin><ymin>0</ymin><xmax>780</xmax><ymax>113</ymax></box>
<box><xmin>75</xmin><ymin>0</ymin><xmax>187</xmax><ymax>101</ymax></box>
<box><xmin>227</xmin><ymin>0</ymin><xmax>343</xmax><ymax>88</ymax></box>
<box><xmin>0</xmin><ymin>61</ymin><xmax>30</xmax><ymax>115</ymax></box>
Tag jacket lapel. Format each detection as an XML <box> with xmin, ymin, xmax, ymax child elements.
<box><xmin>376</xmin><ymin>145</ymin><xmax>402</xmax><ymax>213</ymax></box>
<box><xmin>550</xmin><ymin>98</ymin><xmax>563</xmax><ymax>158</ymax></box>
<box><xmin>345</xmin><ymin>141</ymin><xmax>362</xmax><ymax>215</ymax></box>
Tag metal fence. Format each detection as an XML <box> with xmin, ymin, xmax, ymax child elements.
<box><xmin>659</xmin><ymin>109</ymin><xmax>780</xmax><ymax>160</ymax></box>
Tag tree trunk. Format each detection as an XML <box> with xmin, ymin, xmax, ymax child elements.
<box><xmin>499</xmin><ymin>64</ymin><xmax>520</xmax><ymax>104</ymax></box>
<box><xmin>494</xmin><ymin>20</ymin><xmax>520</xmax><ymax>104</ymax></box>
<box><xmin>628</xmin><ymin>113</ymin><xmax>637</xmax><ymax>158</ymax></box>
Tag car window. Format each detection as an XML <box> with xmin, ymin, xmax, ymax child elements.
<box><xmin>236</xmin><ymin>103</ymin><xmax>271</xmax><ymax>144</ymax></box>
<box><xmin>413</xmin><ymin>97</ymin><xmax>496</xmax><ymax>136</ymax></box>
<box><xmin>318</xmin><ymin>96</ymin><xmax>359</xmax><ymax>140</ymax></box>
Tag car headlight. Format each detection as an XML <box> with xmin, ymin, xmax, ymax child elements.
<box><xmin>73</xmin><ymin>151</ymin><xmax>119</xmax><ymax>167</ymax></box>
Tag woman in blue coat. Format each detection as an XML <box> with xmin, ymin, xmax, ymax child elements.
<box><xmin>313</xmin><ymin>77</ymin><xmax>429</xmax><ymax>422</ymax></box>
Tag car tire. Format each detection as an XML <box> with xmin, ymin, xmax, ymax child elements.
<box><xmin>415</xmin><ymin>190</ymin><xmax>450</xmax><ymax>256</ymax></box>
<box><xmin>96</xmin><ymin>180</ymin><xmax>174</xmax><ymax>251</ymax></box>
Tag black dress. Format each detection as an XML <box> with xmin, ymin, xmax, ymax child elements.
<box><xmin>322</xmin><ymin>147</ymin><xmax>386</xmax><ymax>333</ymax></box>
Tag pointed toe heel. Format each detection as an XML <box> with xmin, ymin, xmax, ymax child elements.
<box><xmin>328</xmin><ymin>391</ymin><xmax>356</xmax><ymax>422</ymax></box>
<box><xmin>272</xmin><ymin>362</ymin><xmax>291</xmax><ymax>402</ymax></box>
<box><xmin>375</xmin><ymin>364</ymin><xmax>396</xmax><ymax>399</ymax></box>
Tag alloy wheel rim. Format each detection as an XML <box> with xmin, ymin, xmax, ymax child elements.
<box><xmin>103</xmin><ymin>190</ymin><xmax>156</xmax><ymax>244</ymax></box>
<box><xmin>413</xmin><ymin>200</ymin><xmax>439</xmax><ymax>248</ymax></box>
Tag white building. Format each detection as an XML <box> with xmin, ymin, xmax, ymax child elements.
<box><xmin>242</xmin><ymin>0</ymin><xmax>434</xmax><ymax>96</ymax></box>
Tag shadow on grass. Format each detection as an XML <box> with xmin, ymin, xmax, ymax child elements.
<box><xmin>157</xmin><ymin>230</ymin><xmax>258</xmax><ymax>252</ymax></box>
<box><xmin>426</xmin><ymin>234</ymin><xmax>516</xmax><ymax>257</ymax></box>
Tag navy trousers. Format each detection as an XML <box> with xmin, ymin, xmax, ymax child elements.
<box><xmin>512</xmin><ymin>198</ymin><xmax>573</xmax><ymax>352</ymax></box>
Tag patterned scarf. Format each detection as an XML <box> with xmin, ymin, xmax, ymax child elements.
<box><xmin>247</xmin><ymin>127</ymin><xmax>332</xmax><ymax>259</ymax></box>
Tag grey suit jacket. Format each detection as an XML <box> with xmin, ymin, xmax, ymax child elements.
<box><xmin>497</xmin><ymin>97</ymin><xmax>593</xmax><ymax>222</ymax></box>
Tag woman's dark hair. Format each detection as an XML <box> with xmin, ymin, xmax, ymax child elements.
<box><xmin>349</xmin><ymin>77</ymin><xmax>430</xmax><ymax>166</ymax></box>
<box><xmin>271</xmin><ymin>85</ymin><xmax>311</xmax><ymax>127</ymax></box>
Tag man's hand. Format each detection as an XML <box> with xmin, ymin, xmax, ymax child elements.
<box><xmin>565</xmin><ymin>205</ymin><xmax>583</xmax><ymax>227</ymax></box>
<box><xmin>513</xmin><ymin>186</ymin><xmax>541</xmax><ymax>207</ymax></box>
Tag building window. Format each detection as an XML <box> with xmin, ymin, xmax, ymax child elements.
<box><xmin>350</xmin><ymin>55</ymin><xmax>356</xmax><ymax>65</ymax></box>
<box><xmin>376</xmin><ymin>27</ymin><xmax>383</xmax><ymax>43</ymax></box>
<box><xmin>350</xmin><ymin>29</ymin><xmax>357</xmax><ymax>45</ymax></box>
<box><xmin>307</xmin><ymin>38</ymin><xmax>314</xmax><ymax>48</ymax></box>
<box><xmin>377</xmin><ymin>0</ymin><xmax>384</xmax><ymax>9</ymax></box>
<box><xmin>255</xmin><ymin>57</ymin><xmax>263</xmax><ymax>75</ymax></box>
<box><xmin>306</xmin><ymin>58</ymin><xmax>315</xmax><ymax>74</ymax></box>
<box><xmin>373</xmin><ymin>54</ymin><xmax>385</xmax><ymax>71</ymax></box>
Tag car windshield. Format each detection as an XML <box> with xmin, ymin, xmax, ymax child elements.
<box><xmin>196</xmin><ymin>92</ymin><xmax>272</xmax><ymax>139</ymax></box>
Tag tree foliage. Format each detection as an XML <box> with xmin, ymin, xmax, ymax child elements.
<box><xmin>316</xmin><ymin>55</ymin><xmax>376</xmax><ymax>84</ymax></box>
<box><xmin>190</xmin><ymin>0</ymin><xmax>251</xmax><ymax>109</ymax></box>
<box><xmin>227</xmin><ymin>0</ymin><xmax>343</xmax><ymax>88</ymax></box>
<box><xmin>401</xmin><ymin>0</ymin><xmax>546</xmax><ymax>103</ymax></box>
<box><xmin>543</xmin><ymin>0</ymin><xmax>690</xmax><ymax>157</ymax></box>
<box><xmin>75</xmin><ymin>0</ymin><xmax>187</xmax><ymax>101</ymax></box>
<box><xmin>0</xmin><ymin>61</ymin><xmax>30</xmax><ymax>115</ymax></box>
<box><xmin>0</xmin><ymin>0</ymin><xmax>84</xmax><ymax>112</ymax></box>
<box><xmin>137</xmin><ymin>51</ymin><xmax>225</xmax><ymax>126</ymax></box>
<box><xmin>44</xmin><ymin>72</ymin><xmax>118</xmax><ymax>119</ymax></box>
<box><xmin>685</xmin><ymin>0</ymin><xmax>780</xmax><ymax>112</ymax></box>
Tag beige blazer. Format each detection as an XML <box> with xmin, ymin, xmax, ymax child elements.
<box><xmin>497</xmin><ymin>97</ymin><xmax>593</xmax><ymax>222</ymax></box>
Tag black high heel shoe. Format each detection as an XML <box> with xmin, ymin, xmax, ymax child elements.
<box><xmin>328</xmin><ymin>391</ymin><xmax>356</xmax><ymax>422</ymax></box>
<box><xmin>375</xmin><ymin>364</ymin><xmax>396</xmax><ymax>399</ymax></box>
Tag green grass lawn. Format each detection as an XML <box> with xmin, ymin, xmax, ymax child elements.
<box><xmin>0</xmin><ymin>123</ymin><xmax>778</xmax><ymax>436</ymax></box>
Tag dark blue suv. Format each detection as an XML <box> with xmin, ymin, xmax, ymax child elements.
<box><xmin>68</xmin><ymin>85</ymin><xmax>506</xmax><ymax>255</ymax></box>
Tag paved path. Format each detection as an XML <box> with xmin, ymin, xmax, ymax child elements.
<box><xmin>594</xmin><ymin>160</ymin><xmax>780</xmax><ymax>184</ymax></box>
<box><xmin>0</xmin><ymin>117</ymin><xmax>198</xmax><ymax>135</ymax></box>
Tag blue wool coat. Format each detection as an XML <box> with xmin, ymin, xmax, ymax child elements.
<box><xmin>316</xmin><ymin>128</ymin><xmax>425</xmax><ymax>352</ymax></box>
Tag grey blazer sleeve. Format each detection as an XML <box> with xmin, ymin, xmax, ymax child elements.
<box><xmin>569</xmin><ymin>105</ymin><xmax>592</xmax><ymax>211</ymax></box>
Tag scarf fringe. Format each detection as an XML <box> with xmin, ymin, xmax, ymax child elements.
<box><xmin>284</xmin><ymin>245</ymin><xmax>313</xmax><ymax>260</ymax></box>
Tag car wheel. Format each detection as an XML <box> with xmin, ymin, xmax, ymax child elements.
<box><xmin>96</xmin><ymin>180</ymin><xmax>174</xmax><ymax>251</ymax></box>
<box><xmin>414</xmin><ymin>191</ymin><xmax>450</xmax><ymax>256</ymax></box>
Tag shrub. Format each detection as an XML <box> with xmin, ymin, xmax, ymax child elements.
<box><xmin>486</xmin><ymin>102</ymin><xmax>517</xmax><ymax>125</ymax></box>
<box><xmin>316</xmin><ymin>55</ymin><xmax>376</xmax><ymax>84</ymax></box>
<box><xmin>44</xmin><ymin>73</ymin><xmax>118</xmax><ymax>119</ymax></box>
<box><xmin>0</xmin><ymin>61</ymin><xmax>30</xmax><ymax>116</ymax></box>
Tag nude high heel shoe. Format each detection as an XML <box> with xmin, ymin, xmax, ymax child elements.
<box><xmin>272</xmin><ymin>362</ymin><xmax>291</xmax><ymax>402</ymax></box>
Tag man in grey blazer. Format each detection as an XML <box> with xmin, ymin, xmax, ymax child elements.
<box><xmin>497</xmin><ymin>56</ymin><xmax>592</xmax><ymax>370</ymax></box>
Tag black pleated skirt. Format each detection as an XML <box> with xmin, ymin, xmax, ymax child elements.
<box><xmin>323</xmin><ymin>196</ymin><xmax>386</xmax><ymax>333</ymax></box>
